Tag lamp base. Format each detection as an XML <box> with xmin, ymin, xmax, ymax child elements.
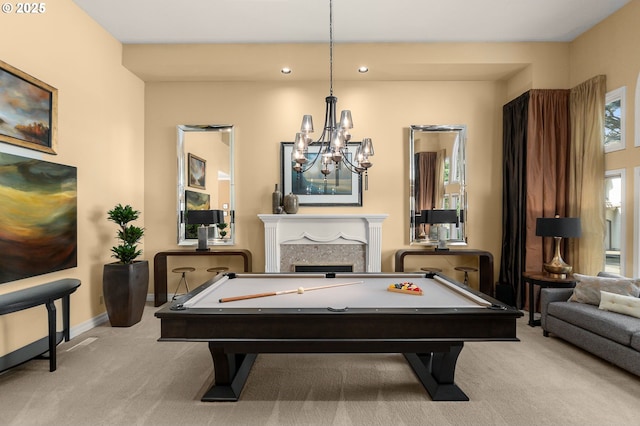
<box><xmin>543</xmin><ymin>257</ymin><xmax>573</xmax><ymax>279</ymax></box>
<box><xmin>543</xmin><ymin>260</ymin><xmax>572</xmax><ymax>279</ymax></box>
<box><xmin>196</xmin><ymin>225</ymin><xmax>209</xmax><ymax>251</ymax></box>
<box><xmin>545</xmin><ymin>271</ymin><xmax>568</xmax><ymax>280</ymax></box>
<box><xmin>543</xmin><ymin>236</ymin><xmax>573</xmax><ymax>279</ymax></box>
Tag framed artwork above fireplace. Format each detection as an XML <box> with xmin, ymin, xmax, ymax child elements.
<box><xmin>280</xmin><ymin>142</ymin><xmax>363</xmax><ymax>206</ymax></box>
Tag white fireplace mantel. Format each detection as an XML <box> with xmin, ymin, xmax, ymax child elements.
<box><xmin>257</xmin><ymin>214</ymin><xmax>388</xmax><ymax>272</ymax></box>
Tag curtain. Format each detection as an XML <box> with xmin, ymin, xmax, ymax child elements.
<box><xmin>416</xmin><ymin>152</ymin><xmax>437</xmax><ymax>210</ymax></box>
<box><xmin>500</xmin><ymin>78</ymin><xmax>606</xmax><ymax>308</ymax></box>
<box><xmin>525</xmin><ymin>90</ymin><xmax>571</xmax><ymax>274</ymax></box>
<box><xmin>499</xmin><ymin>92</ymin><xmax>529</xmax><ymax>307</ymax></box>
<box><xmin>434</xmin><ymin>149</ymin><xmax>446</xmax><ymax>208</ymax></box>
<box><xmin>568</xmin><ymin>75</ymin><xmax>606</xmax><ymax>275</ymax></box>
<box><xmin>415</xmin><ymin>150</ymin><xmax>447</xmax><ymax>239</ymax></box>
<box><xmin>415</xmin><ymin>152</ymin><xmax>436</xmax><ymax>238</ymax></box>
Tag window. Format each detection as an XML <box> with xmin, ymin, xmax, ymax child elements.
<box><xmin>604</xmin><ymin>87</ymin><xmax>625</xmax><ymax>153</ymax></box>
<box><xmin>604</xmin><ymin>170</ymin><xmax>625</xmax><ymax>274</ymax></box>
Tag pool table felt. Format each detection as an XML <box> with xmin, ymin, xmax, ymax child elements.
<box><xmin>182</xmin><ymin>274</ymin><xmax>490</xmax><ymax>309</ymax></box>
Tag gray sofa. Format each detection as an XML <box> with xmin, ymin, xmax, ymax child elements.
<box><xmin>540</xmin><ymin>285</ymin><xmax>640</xmax><ymax>376</ymax></box>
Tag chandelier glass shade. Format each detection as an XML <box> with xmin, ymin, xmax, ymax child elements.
<box><xmin>291</xmin><ymin>0</ymin><xmax>374</xmax><ymax>191</ymax></box>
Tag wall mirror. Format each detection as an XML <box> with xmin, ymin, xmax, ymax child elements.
<box><xmin>177</xmin><ymin>124</ymin><xmax>235</xmax><ymax>246</ymax></box>
<box><xmin>409</xmin><ymin>125</ymin><xmax>467</xmax><ymax>246</ymax></box>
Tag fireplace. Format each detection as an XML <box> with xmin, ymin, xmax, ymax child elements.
<box><xmin>257</xmin><ymin>214</ymin><xmax>388</xmax><ymax>272</ymax></box>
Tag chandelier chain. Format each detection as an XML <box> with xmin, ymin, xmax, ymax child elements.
<box><xmin>290</xmin><ymin>0</ymin><xmax>374</xmax><ymax>192</ymax></box>
<box><xmin>329</xmin><ymin>0</ymin><xmax>333</xmax><ymax>96</ymax></box>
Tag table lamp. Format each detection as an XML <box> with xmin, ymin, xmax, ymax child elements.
<box><xmin>535</xmin><ymin>215</ymin><xmax>582</xmax><ymax>278</ymax></box>
<box><xmin>421</xmin><ymin>209</ymin><xmax>459</xmax><ymax>251</ymax></box>
<box><xmin>187</xmin><ymin>209</ymin><xmax>224</xmax><ymax>251</ymax></box>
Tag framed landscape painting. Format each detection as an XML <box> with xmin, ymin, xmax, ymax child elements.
<box><xmin>184</xmin><ymin>190</ymin><xmax>210</xmax><ymax>239</ymax></box>
<box><xmin>0</xmin><ymin>60</ymin><xmax>58</xmax><ymax>154</ymax></box>
<box><xmin>280</xmin><ymin>142</ymin><xmax>362</xmax><ymax>206</ymax></box>
<box><xmin>0</xmin><ymin>152</ymin><xmax>77</xmax><ymax>284</ymax></box>
<box><xmin>188</xmin><ymin>153</ymin><xmax>206</xmax><ymax>189</ymax></box>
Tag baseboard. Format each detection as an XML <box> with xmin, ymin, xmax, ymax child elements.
<box><xmin>0</xmin><ymin>311</ymin><xmax>109</xmax><ymax>372</ymax></box>
<box><xmin>73</xmin><ymin>296</ymin><xmax>160</xmax><ymax>338</ymax></box>
<box><xmin>69</xmin><ymin>311</ymin><xmax>109</xmax><ymax>339</ymax></box>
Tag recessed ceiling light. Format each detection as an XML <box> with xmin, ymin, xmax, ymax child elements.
<box><xmin>358</xmin><ymin>66</ymin><xmax>369</xmax><ymax>73</ymax></box>
<box><xmin>281</xmin><ymin>67</ymin><xmax>292</xmax><ymax>75</ymax></box>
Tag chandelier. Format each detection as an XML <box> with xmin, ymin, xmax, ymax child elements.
<box><xmin>291</xmin><ymin>0</ymin><xmax>374</xmax><ymax>191</ymax></box>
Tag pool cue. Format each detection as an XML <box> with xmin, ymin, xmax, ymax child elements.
<box><xmin>218</xmin><ymin>280</ymin><xmax>364</xmax><ymax>303</ymax></box>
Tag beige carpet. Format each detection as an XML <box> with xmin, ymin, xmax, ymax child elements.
<box><xmin>1</xmin><ymin>303</ymin><xmax>638</xmax><ymax>426</ymax></box>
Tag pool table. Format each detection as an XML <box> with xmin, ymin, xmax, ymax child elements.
<box><xmin>155</xmin><ymin>272</ymin><xmax>522</xmax><ymax>402</ymax></box>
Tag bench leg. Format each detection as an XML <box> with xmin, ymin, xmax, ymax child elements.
<box><xmin>46</xmin><ymin>300</ymin><xmax>56</xmax><ymax>372</ymax></box>
<box><xmin>62</xmin><ymin>295</ymin><xmax>71</xmax><ymax>342</ymax></box>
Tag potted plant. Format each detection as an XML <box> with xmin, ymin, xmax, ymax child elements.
<box><xmin>217</xmin><ymin>222</ymin><xmax>228</xmax><ymax>239</ymax></box>
<box><xmin>102</xmin><ymin>204</ymin><xmax>149</xmax><ymax>327</ymax></box>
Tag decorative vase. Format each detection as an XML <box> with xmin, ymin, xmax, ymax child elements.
<box><xmin>283</xmin><ymin>193</ymin><xmax>299</xmax><ymax>214</ymax></box>
<box><xmin>103</xmin><ymin>260</ymin><xmax>149</xmax><ymax>327</ymax></box>
<box><xmin>272</xmin><ymin>184</ymin><xmax>283</xmax><ymax>214</ymax></box>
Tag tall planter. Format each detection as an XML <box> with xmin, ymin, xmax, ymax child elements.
<box><xmin>103</xmin><ymin>260</ymin><xmax>149</xmax><ymax>327</ymax></box>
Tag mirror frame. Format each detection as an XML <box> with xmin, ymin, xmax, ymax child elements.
<box><xmin>177</xmin><ymin>124</ymin><xmax>235</xmax><ymax>246</ymax></box>
<box><xmin>409</xmin><ymin>124</ymin><xmax>467</xmax><ymax>246</ymax></box>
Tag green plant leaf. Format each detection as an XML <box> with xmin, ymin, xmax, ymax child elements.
<box><xmin>107</xmin><ymin>204</ymin><xmax>140</xmax><ymax>226</ymax></box>
<box><xmin>108</xmin><ymin>204</ymin><xmax>144</xmax><ymax>264</ymax></box>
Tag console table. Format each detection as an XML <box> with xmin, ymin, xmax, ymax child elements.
<box><xmin>0</xmin><ymin>278</ymin><xmax>81</xmax><ymax>372</ymax></box>
<box><xmin>394</xmin><ymin>249</ymin><xmax>494</xmax><ymax>296</ymax></box>
<box><xmin>153</xmin><ymin>249</ymin><xmax>252</xmax><ymax>306</ymax></box>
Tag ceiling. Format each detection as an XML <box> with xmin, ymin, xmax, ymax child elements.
<box><xmin>72</xmin><ymin>0</ymin><xmax>629</xmax><ymax>44</ymax></box>
<box><xmin>71</xmin><ymin>0</ymin><xmax>631</xmax><ymax>82</ymax></box>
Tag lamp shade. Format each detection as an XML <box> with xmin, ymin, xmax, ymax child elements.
<box><xmin>535</xmin><ymin>217</ymin><xmax>581</xmax><ymax>238</ymax></box>
<box><xmin>421</xmin><ymin>209</ymin><xmax>459</xmax><ymax>225</ymax></box>
<box><xmin>187</xmin><ymin>209</ymin><xmax>224</xmax><ymax>226</ymax></box>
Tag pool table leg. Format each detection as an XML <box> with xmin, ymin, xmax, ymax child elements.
<box><xmin>201</xmin><ymin>344</ymin><xmax>257</xmax><ymax>402</ymax></box>
<box><xmin>404</xmin><ymin>342</ymin><xmax>469</xmax><ymax>401</ymax></box>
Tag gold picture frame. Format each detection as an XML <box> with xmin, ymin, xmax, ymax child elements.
<box><xmin>0</xmin><ymin>59</ymin><xmax>58</xmax><ymax>154</ymax></box>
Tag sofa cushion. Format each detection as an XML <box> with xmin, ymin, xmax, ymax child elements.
<box><xmin>599</xmin><ymin>291</ymin><xmax>640</xmax><ymax>319</ymax></box>
<box><xmin>631</xmin><ymin>332</ymin><xmax>640</xmax><ymax>352</ymax></box>
<box><xmin>568</xmin><ymin>273</ymin><xmax>640</xmax><ymax>305</ymax></box>
<box><xmin>547</xmin><ymin>301</ymin><xmax>640</xmax><ymax>346</ymax></box>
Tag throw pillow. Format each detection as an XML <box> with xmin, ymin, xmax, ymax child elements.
<box><xmin>599</xmin><ymin>290</ymin><xmax>640</xmax><ymax>319</ymax></box>
<box><xmin>597</xmin><ymin>271</ymin><xmax>627</xmax><ymax>279</ymax></box>
<box><xmin>568</xmin><ymin>273</ymin><xmax>640</xmax><ymax>305</ymax></box>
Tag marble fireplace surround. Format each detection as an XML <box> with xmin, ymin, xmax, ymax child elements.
<box><xmin>257</xmin><ymin>214</ymin><xmax>388</xmax><ymax>273</ymax></box>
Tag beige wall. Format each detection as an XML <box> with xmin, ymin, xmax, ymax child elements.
<box><xmin>569</xmin><ymin>0</ymin><xmax>640</xmax><ymax>276</ymax></box>
<box><xmin>144</xmin><ymin>81</ymin><xmax>525</xmax><ymax>290</ymax></box>
<box><xmin>0</xmin><ymin>0</ymin><xmax>144</xmax><ymax>354</ymax></box>
<box><xmin>141</xmin><ymin>42</ymin><xmax>570</xmax><ymax>291</ymax></box>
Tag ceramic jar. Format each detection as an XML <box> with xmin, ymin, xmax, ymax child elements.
<box><xmin>283</xmin><ymin>193</ymin><xmax>299</xmax><ymax>214</ymax></box>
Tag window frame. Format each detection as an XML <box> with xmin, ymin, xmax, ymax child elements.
<box><xmin>605</xmin><ymin>169</ymin><xmax>625</xmax><ymax>276</ymax></box>
<box><xmin>604</xmin><ymin>86</ymin><xmax>626</xmax><ymax>153</ymax></box>
<box><xmin>635</xmin><ymin>167</ymin><xmax>640</xmax><ymax>278</ymax></box>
